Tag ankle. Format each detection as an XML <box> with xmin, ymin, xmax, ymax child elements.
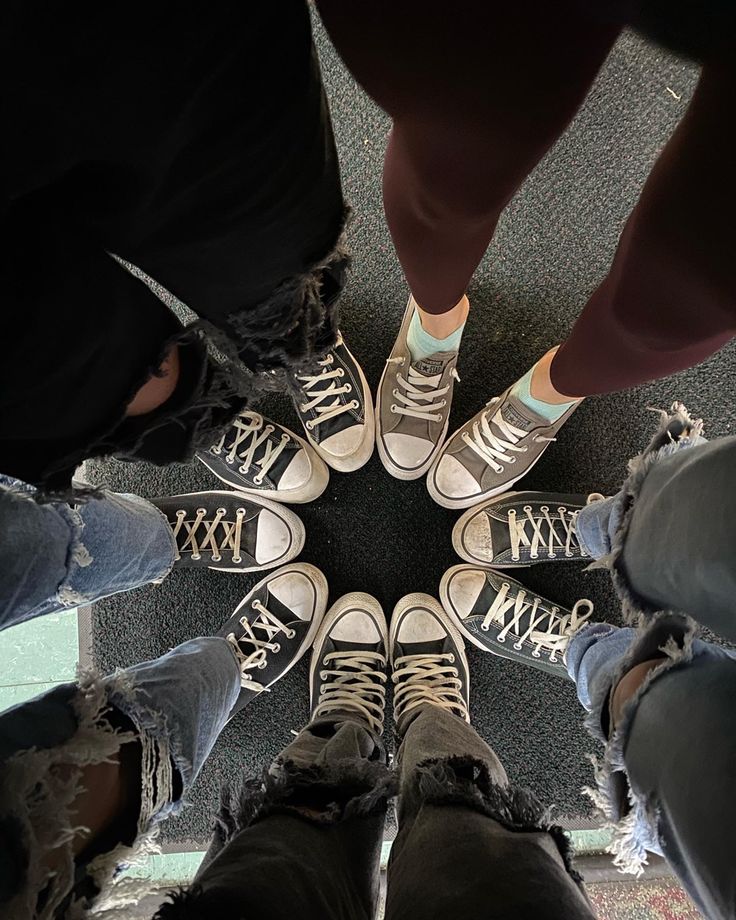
<box><xmin>610</xmin><ymin>656</ymin><xmax>666</xmax><ymax>731</ymax></box>
<box><xmin>126</xmin><ymin>345</ymin><xmax>180</xmax><ymax>417</ymax></box>
<box><xmin>415</xmin><ymin>294</ymin><xmax>469</xmax><ymax>340</ymax></box>
<box><xmin>529</xmin><ymin>347</ymin><xmax>583</xmax><ymax>405</ymax></box>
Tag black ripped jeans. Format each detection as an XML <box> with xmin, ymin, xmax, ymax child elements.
<box><xmin>156</xmin><ymin>706</ymin><xmax>594</xmax><ymax>920</ymax></box>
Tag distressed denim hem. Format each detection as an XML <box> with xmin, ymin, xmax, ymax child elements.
<box><xmin>411</xmin><ymin>755</ymin><xmax>584</xmax><ymax>887</ymax></box>
<box><xmin>582</xmin><ymin>613</ymin><xmax>697</xmax><ymax>876</ymax></box>
<box><xmin>0</xmin><ymin>671</ymin><xmax>164</xmax><ymax>920</ymax></box>
<box><xmin>210</xmin><ymin>755</ymin><xmax>396</xmax><ymax>850</ymax></box>
<box><xmin>585</xmin><ymin>401</ymin><xmax>704</xmax><ymax>626</ymax></box>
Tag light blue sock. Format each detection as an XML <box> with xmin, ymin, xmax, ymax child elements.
<box><xmin>511</xmin><ymin>363</ymin><xmax>579</xmax><ymax>423</ymax></box>
<box><xmin>407</xmin><ymin>311</ymin><xmax>465</xmax><ymax>363</ymax></box>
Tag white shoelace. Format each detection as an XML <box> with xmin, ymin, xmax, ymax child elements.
<box><xmin>481</xmin><ymin>582</ymin><xmax>594</xmax><ymax>663</ymax></box>
<box><xmin>388</xmin><ymin>357</ymin><xmax>459</xmax><ymax>422</ymax></box>
<box><xmin>314</xmin><ymin>650</ymin><xmax>387</xmax><ymax>734</ymax></box>
<box><xmin>171</xmin><ymin>505</ymin><xmax>246</xmax><ymax>563</ymax></box>
<box><xmin>393</xmin><ymin>654</ymin><xmax>468</xmax><ymax>723</ymax></box>
<box><xmin>297</xmin><ymin>351</ymin><xmax>359</xmax><ymax>431</ymax></box>
<box><xmin>507</xmin><ymin>494</ymin><xmax>605</xmax><ymax>561</ymax></box>
<box><xmin>462</xmin><ymin>400</ymin><xmax>554</xmax><ymax>473</ymax></box>
<box><xmin>227</xmin><ymin>599</ymin><xmax>296</xmax><ymax>692</ymax></box>
<box><xmin>210</xmin><ymin>410</ymin><xmax>290</xmax><ymax>484</ymax></box>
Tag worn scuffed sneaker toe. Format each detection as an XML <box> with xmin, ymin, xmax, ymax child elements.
<box><xmin>428</xmin><ymin>386</ymin><xmax>578</xmax><ymax>509</ymax></box>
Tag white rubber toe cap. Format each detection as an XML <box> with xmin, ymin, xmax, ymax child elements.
<box><xmin>320</xmin><ymin>424</ymin><xmax>365</xmax><ymax>459</ymax></box>
<box><xmin>434</xmin><ymin>454</ymin><xmax>481</xmax><ymax>500</ymax></box>
<box><xmin>277</xmin><ymin>450</ymin><xmax>311</xmax><ymax>491</ymax></box>
<box><xmin>254</xmin><ymin>510</ymin><xmax>292</xmax><ymax>565</ymax></box>
<box><xmin>444</xmin><ymin>568</ymin><xmax>487</xmax><ymax>620</ymax></box>
<box><xmin>457</xmin><ymin>511</ymin><xmax>493</xmax><ymax>563</ymax></box>
<box><xmin>383</xmin><ymin>432</ymin><xmax>434</xmax><ymax>469</ymax></box>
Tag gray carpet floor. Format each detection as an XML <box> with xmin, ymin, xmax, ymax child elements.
<box><xmin>88</xmin><ymin>24</ymin><xmax>734</xmax><ymax>848</ymax></box>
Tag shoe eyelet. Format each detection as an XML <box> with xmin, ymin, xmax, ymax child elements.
<box><xmin>550</xmin><ymin>654</ymin><xmax>558</xmax><ymax>663</ymax></box>
<box><xmin>530</xmin><ymin>553</ymin><xmax>538</xmax><ymax>559</ymax></box>
<box><xmin>259</xmin><ymin>661</ymin><xmax>267</xmax><ymax>669</ymax></box>
<box><xmin>288</xmin><ymin>629</ymin><xmax>296</xmax><ymax>639</ymax></box>
<box><xmin>513</xmin><ymin>642</ymin><xmax>523</xmax><ymax>651</ymax></box>
<box><xmin>300</xmin><ymin>403</ymin><xmax>308</xmax><ymax>412</ymax></box>
<box><xmin>337</xmin><ymin>368</ymin><xmax>345</xmax><ymax>377</ymax></box>
<box><xmin>211</xmin><ymin>554</ymin><xmax>222</xmax><ymax>562</ymax></box>
<box><xmin>523</xmin><ymin>505</ymin><xmax>532</xmax><ymax>512</ymax></box>
<box><xmin>532</xmin><ymin>650</ymin><xmax>541</xmax><ymax>658</ymax></box>
<box><xmin>393</xmin><ymin>388</ymin><xmax>399</xmax><ymax>397</ymax></box>
<box><xmin>540</xmin><ymin>505</ymin><xmax>549</xmax><ymax>513</ymax></box>
<box><xmin>272</xmin><ymin>644</ymin><xmax>280</xmax><ymax>653</ymax></box>
<box><xmin>232</xmin><ymin>555</ymin><xmax>242</xmax><ymax>564</ymax></box>
<box><xmin>226</xmin><ymin>457</ymin><xmax>234</xmax><ymax>464</ymax></box>
<box><xmin>344</xmin><ymin>384</ymin><xmax>352</xmax><ymax>393</ymax></box>
<box><xmin>211</xmin><ymin>447</ymin><xmax>221</xmax><ymax>455</ymax></box>
<box><xmin>350</xmin><ymin>400</ymin><xmax>359</xmax><ymax>410</ymax></box>
<box><xmin>390</xmin><ymin>404</ymin><xmax>398</xmax><ymax>413</ymax></box>
<box><xmin>480</xmin><ymin>624</ymin><xmax>490</xmax><ymax>632</ymax></box>
<box><xmin>191</xmin><ymin>553</ymin><xmax>201</xmax><ymax>561</ymax></box>
<box><xmin>507</xmin><ymin>457</ymin><xmax>516</xmax><ymax>464</ymax></box>
<box><xmin>498</xmin><ymin>465</ymin><xmax>504</xmax><ymax>472</ymax></box>
<box><xmin>565</xmin><ymin>551</ymin><xmax>573</xmax><ymax>558</ymax></box>
<box><xmin>217</xmin><ymin>507</ymin><xmax>227</xmax><ymax>515</ymax></box>
<box><xmin>306</xmin><ymin>420</ymin><xmax>314</xmax><ymax>430</ymax></box>
<box><xmin>496</xmin><ymin>635</ymin><xmax>506</xmax><ymax>643</ymax></box>
<box><xmin>548</xmin><ymin>553</ymin><xmax>556</xmax><ymax>559</ymax></box>
<box><xmin>321</xmin><ymin>671</ymin><xmax>328</xmax><ymax>680</ymax></box>
<box><xmin>253</xmin><ymin>474</ymin><xmax>264</xmax><ymax>484</ymax></box>
<box><xmin>440</xmin><ymin>400</ymin><xmax>446</xmax><ymax>407</ymax></box>
<box><xmin>448</xmin><ymin>654</ymin><xmax>455</xmax><ymax>663</ymax></box>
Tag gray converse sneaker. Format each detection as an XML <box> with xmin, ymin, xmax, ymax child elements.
<box><xmin>440</xmin><ymin>565</ymin><xmax>594</xmax><ymax>678</ymax></box>
<box><xmin>391</xmin><ymin>593</ymin><xmax>470</xmax><ymax>727</ymax></box>
<box><xmin>427</xmin><ymin>386</ymin><xmax>579</xmax><ymax>509</ymax></box>
<box><xmin>376</xmin><ymin>297</ymin><xmax>460</xmax><ymax>480</ymax></box>
<box><xmin>452</xmin><ymin>491</ymin><xmax>605</xmax><ymax>568</ymax></box>
<box><xmin>197</xmin><ymin>409</ymin><xmax>329</xmax><ymax>503</ymax></box>
<box><xmin>310</xmin><ymin>593</ymin><xmax>388</xmax><ymax>735</ymax></box>
<box><xmin>152</xmin><ymin>490</ymin><xmax>305</xmax><ymax>573</ymax></box>
<box><xmin>219</xmin><ymin>563</ymin><xmax>328</xmax><ymax>718</ymax></box>
<box><xmin>292</xmin><ymin>332</ymin><xmax>375</xmax><ymax>473</ymax></box>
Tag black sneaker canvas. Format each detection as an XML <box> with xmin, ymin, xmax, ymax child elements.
<box><xmin>219</xmin><ymin>563</ymin><xmax>328</xmax><ymax>717</ymax></box>
<box><xmin>440</xmin><ymin>564</ymin><xmax>594</xmax><ymax>678</ymax></box>
<box><xmin>152</xmin><ymin>490</ymin><xmax>305</xmax><ymax>573</ymax></box>
<box><xmin>197</xmin><ymin>409</ymin><xmax>329</xmax><ymax>503</ymax></box>
<box><xmin>291</xmin><ymin>331</ymin><xmax>374</xmax><ymax>472</ymax></box>
<box><xmin>310</xmin><ymin>592</ymin><xmax>388</xmax><ymax>735</ymax></box>
<box><xmin>390</xmin><ymin>593</ymin><xmax>470</xmax><ymax>729</ymax></box>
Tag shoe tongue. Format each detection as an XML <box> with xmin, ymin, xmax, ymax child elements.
<box><xmin>400</xmin><ymin>637</ymin><xmax>448</xmax><ymax>657</ymax></box>
<box><xmin>332</xmin><ymin>638</ymin><xmax>381</xmax><ymax>654</ymax></box>
<box><xmin>498</xmin><ymin>392</ymin><xmax>541</xmax><ymax>432</ymax></box>
<box><xmin>413</xmin><ymin>351</ymin><xmax>454</xmax><ymax>378</ymax></box>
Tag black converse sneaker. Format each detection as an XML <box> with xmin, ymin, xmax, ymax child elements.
<box><xmin>440</xmin><ymin>565</ymin><xmax>594</xmax><ymax>678</ymax></box>
<box><xmin>310</xmin><ymin>593</ymin><xmax>388</xmax><ymax>735</ymax></box>
<box><xmin>452</xmin><ymin>491</ymin><xmax>606</xmax><ymax>568</ymax></box>
<box><xmin>197</xmin><ymin>408</ymin><xmax>329</xmax><ymax>503</ymax></box>
<box><xmin>219</xmin><ymin>563</ymin><xmax>328</xmax><ymax>717</ymax></box>
<box><xmin>391</xmin><ymin>593</ymin><xmax>470</xmax><ymax>729</ymax></box>
<box><xmin>291</xmin><ymin>331</ymin><xmax>375</xmax><ymax>472</ymax></box>
<box><xmin>152</xmin><ymin>490</ymin><xmax>305</xmax><ymax>573</ymax></box>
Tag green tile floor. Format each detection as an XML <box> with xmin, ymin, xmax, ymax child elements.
<box><xmin>0</xmin><ymin>612</ymin><xmax>610</xmax><ymax>886</ymax></box>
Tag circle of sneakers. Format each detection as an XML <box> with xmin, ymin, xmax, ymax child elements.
<box><xmin>151</xmin><ymin>315</ymin><xmax>603</xmax><ymax>721</ymax></box>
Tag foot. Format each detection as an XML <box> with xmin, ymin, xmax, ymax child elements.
<box><xmin>310</xmin><ymin>593</ymin><xmax>388</xmax><ymax>735</ymax></box>
<box><xmin>197</xmin><ymin>408</ymin><xmax>329</xmax><ymax>503</ymax></box>
<box><xmin>427</xmin><ymin>385</ymin><xmax>579</xmax><ymax>509</ymax></box>
<box><xmin>219</xmin><ymin>563</ymin><xmax>328</xmax><ymax>716</ymax></box>
<box><xmin>452</xmin><ymin>491</ymin><xmax>605</xmax><ymax>567</ymax></box>
<box><xmin>391</xmin><ymin>593</ymin><xmax>470</xmax><ymax>729</ymax></box>
<box><xmin>376</xmin><ymin>297</ymin><xmax>460</xmax><ymax>480</ymax></box>
<box><xmin>440</xmin><ymin>565</ymin><xmax>594</xmax><ymax>678</ymax></box>
<box><xmin>152</xmin><ymin>490</ymin><xmax>305</xmax><ymax>573</ymax></box>
<box><xmin>291</xmin><ymin>331</ymin><xmax>375</xmax><ymax>472</ymax></box>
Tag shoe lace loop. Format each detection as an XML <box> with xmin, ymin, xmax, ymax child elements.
<box><xmin>388</xmin><ymin>359</ymin><xmax>458</xmax><ymax>422</ymax></box>
<box><xmin>211</xmin><ymin>410</ymin><xmax>290</xmax><ymax>483</ymax></box>
<box><xmin>462</xmin><ymin>401</ymin><xmax>554</xmax><ymax>472</ymax></box>
<box><xmin>314</xmin><ymin>650</ymin><xmax>388</xmax><ymax>734</ymax></box>
<box><xmin>393</xmin><ymin>654</ymin><xmax>468</xmax><ymax>723</ymax></box>
<box><xmin>482</xmin><ymin>583</ymin><xmax>594</xmax><ymax>663</ymax></box>
<box><xmin>296</xmin><ymin>341</ymin><xmax>358</xmax><ymax>431</ymax></box>
<box><xmin>227</xmin><ymin>599</ymin><xmax>296</xmax><ymax>692</ymax></box>
<box><xmin>172</xmin><ymin>506</ymin><xmax>246</xmax><ymax>564</ymax></box>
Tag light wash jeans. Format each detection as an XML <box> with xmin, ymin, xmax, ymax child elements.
<box><xmin>0</xmin><ymin>474</ymin><xmax>177</xmax><ymax>630</ymax></box>
<box><xmin>0</xmin><ymin>476</ymin><xmax>242</xmax><ymax>918</ymax></box>
<box><xmin>564</xmin><ymin>406</ymin><xmax>736</xmax><ymax>920</ymax></box>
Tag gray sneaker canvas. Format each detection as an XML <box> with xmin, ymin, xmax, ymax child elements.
<box><xmin>376</xmin><ymin>297</ymin><xmax>459</xmax><ymax>480</ymax></box>
<box><xmin>427</xmin><ymin>386</ymin><xmax>579</xmax><ymax>509</ymax></box>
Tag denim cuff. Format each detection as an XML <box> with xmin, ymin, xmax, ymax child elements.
<box><xmin>585</xmin><ymin>401</ymin><xmax>704</xmax><ymax>626</ymax></box>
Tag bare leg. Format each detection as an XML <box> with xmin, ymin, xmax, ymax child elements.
<box><xmin>125</xmin><ymin>344</ymin><xmax>181</xmax><ymax>416</ymax></box>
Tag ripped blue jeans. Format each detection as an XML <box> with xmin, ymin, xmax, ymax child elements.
<box><xmin>0</xmin><ymin>475</ymin><xmax>176</xmax><ymax>629</ymax></box>
<box><xmin>568</xmin><ymin>406</ymin><xmax>736</xmax><ymax>920</ymax></box>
